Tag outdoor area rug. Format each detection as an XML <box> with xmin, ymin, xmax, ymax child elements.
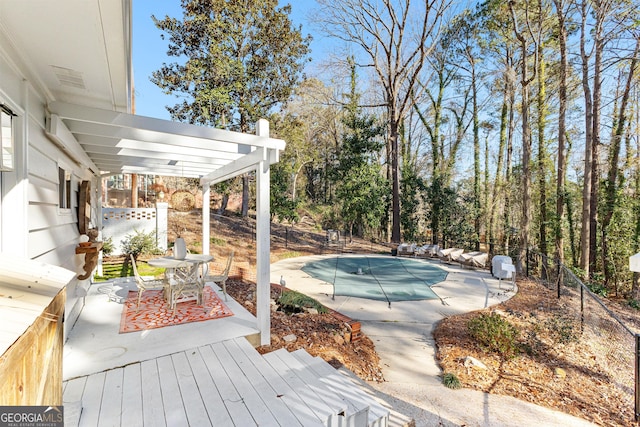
<box><xmin>119</xmin><ymin>286</ymin><xmax>234</xmax><ymax>333</ymax></box>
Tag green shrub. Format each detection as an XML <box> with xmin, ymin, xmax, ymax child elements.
<box><xmin>278</xmin><ymin>251</ymin><xmax>301</xmax><ymax>260</ymax></box>
<box><xmin>467</xmin><ymin>312</ymin><xmax>520</xmax><ymax>358</ymax></box>
<box><xmin>586</xmin><ymin>281</ymin><xmax>608</xmax><ymax>297</ymax></box>
<box><xmin>278</xmin><ymin>290</ymin><xmax>328</xmax><ymax>314</ymax></box>
<box><xmin>442</xmin><ymin>372</ymin><xmax>461</xmax><ymax>389</ymax></box>
<box><xmin>121</xmin><ymin>229</ymin><xmax>161</xmax><ymax>258</ymax></box>
<box><xmin>210</xmin><ymin>236</ymin><xmax>227</xmax><ymax>246</ymax></box>
<box><xmin>628</xmin><ymin>299</ymin><xmax>640</xmax><ymax>310</ymax></box>
<box><xmin>101</xmin><ymin>236</ymin><xmax>114</xmax><ymax>256</ymax></box>
<box><xmin>544</xmin><ymin>315</ymin><xmax>579</xmax><ymax>344</ymax></box>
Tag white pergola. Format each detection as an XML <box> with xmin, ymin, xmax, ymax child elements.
<box><xmin>47</xmin><ymin>101</ymin><xmax>284</xmax><ymax>346</ymax></box>
<box><xmin>2</xmin><ymin>0</ymin><xmax>280</xmax><ymax>344</ymax></box>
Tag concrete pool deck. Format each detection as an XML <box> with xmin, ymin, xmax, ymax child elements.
<box><xmin>271</xmin><ymin>254</ymin><xmax>598</xmax><ymax>427</ymax></box>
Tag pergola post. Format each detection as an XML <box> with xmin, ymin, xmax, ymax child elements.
<box><xmin>202</xmin><ymin>184</ymin><xmax>210</xmax><ymax>256</ymax></box>
<box><xmin>255</xmin><ymin>119</ymin><xmax>271</xmax><ymax>346</ymax></box>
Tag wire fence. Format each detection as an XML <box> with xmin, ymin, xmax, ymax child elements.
<box><xmin>524</xmin><ymin>250</ymin><xmax>638</xmax><ymax>422</ymax></box>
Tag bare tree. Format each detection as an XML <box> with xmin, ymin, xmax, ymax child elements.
<box><xmin>509</xmin><ymin>0</ymin><xmax>539</xmax><ymax>271</ymax></box>
<box><xmin>551</xmin><ymin>0</ymin><xmax>570</xmax><ymax>265</ymax></box>
<box><xmin>314</xmin><ymin>0</ymin><xmax>452</xmax><ymax>242</ymax></box>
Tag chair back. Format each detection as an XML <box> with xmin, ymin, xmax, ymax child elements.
<box><xmin>222</xmin><ymin>251</ymin><xmax>234</xmax><ymax>277</ymax></box>
<box><xmin>130</xmin><ymin>254</ymin><xmax>141</xmax><ymax>281</ymax></box>
<box><xmin>172</xmin><ymin>260</ymin><xmax>199</xmax><ymax>284</ymax></box>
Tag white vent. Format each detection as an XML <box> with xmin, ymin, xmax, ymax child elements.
<box><xmin>50</xmin><ymin>65</ymin><xmax>86</xmax><ymax>89</ymax></box>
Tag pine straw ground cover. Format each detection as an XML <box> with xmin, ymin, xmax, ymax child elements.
<box><xmin>434</xmin><ymin>278</ymin><xmax>638</xmax><ymax>426</ymax></box>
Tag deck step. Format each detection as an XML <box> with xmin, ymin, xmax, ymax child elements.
<box><xmin>228</xmin><ymin>338</ymin><xmax>325</xmax><ymax>426</ymax></box>
<box><xmin>63</xmin><ymin>336</ymin><xmax>394</xmax><ymax>426</ymax></box>
<box><xmin>263</xmin><ymin>348</ymin><xmax>346</xmax><ymax>426</ymax></box>
<box><xmin>291</xmin><ymin>350</ymin><xmax>390</xmax><ymax>427</ymax></box>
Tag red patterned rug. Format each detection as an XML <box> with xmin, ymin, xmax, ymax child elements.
<box><xmin>120</xmin><ymin>286</ymin><xmax>234</xmax><ymax>333</ymax></box>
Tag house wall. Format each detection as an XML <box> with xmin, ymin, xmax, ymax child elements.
<box><xmin>0</xmin><ymin>33</ymin><xmax>100</xmax><ymax>339</ymax></box>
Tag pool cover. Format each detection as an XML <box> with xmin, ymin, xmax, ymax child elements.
<box><xmin>301</xmin><ymin>255</ymin><xmax>448</xmax><ymax>302</ymax></box>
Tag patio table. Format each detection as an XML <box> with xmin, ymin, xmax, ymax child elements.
<box><xmin>147</xmin><ymin>254</ymin><xmax>213</xmax><ymax>308</ymax></box>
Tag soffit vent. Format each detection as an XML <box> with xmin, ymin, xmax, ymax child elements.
<box><xmin>50</xmin><ymin>66</ymin><xmax>86</xmax><ymax>89</ymax></box>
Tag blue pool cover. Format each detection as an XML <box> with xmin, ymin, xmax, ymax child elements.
<box><xmin>301</xmin><ymin>255</ymin><xmax>447</xmax><ymax>302</ymax></box>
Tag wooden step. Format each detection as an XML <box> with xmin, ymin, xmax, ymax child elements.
<box><xmin>291</xmin><ymin>351</ymin><xmax>389</xmax><ymax>426</ymax></box>
<box><xmin>226</xmin><ymin>338</ymin><xmax>325</xmax><ymax>426</ymax></box>
<box><xmin>266</xmin><ymin>348</ymin><xmax>350</xmax><ymax>414</ymax></box>
<box><xmin>263</xmin><ymin>348</ymin><xmax>347</xmax><ymax>426</ymax></box>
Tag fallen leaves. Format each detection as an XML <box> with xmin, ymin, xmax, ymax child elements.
<box><xmin>434</xmin><ymin>278</ymin><xmax>636</xmax><ymax>427</ymax></box>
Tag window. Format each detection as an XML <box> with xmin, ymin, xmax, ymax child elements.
<box><xmin>58</xmin><ymin>167</ymin><xmax>71</xmax><ymax>209</ymax></box>
<box><xmin>0</xmin><ymin>105</ymin><xmax>14</xmax><ymax>171</ymax></box>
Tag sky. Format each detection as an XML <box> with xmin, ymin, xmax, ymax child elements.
<box><xmin>131</xmin><ymin>1</ymin><xmax>326</xmax><ymax>121</ymax></box>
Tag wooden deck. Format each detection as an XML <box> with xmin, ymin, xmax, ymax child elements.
<box><xmin>62</xmin><ymin>279</ymin><xmax>391</xmax><ymax>426</ymax></box>
<box><xmin>63</xmin><ymin>337</ymin><xmax>389</xmax><ymax>426</ymax></box>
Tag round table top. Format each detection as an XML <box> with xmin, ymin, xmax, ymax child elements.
<box><xmin>147</xmin><ymin>254</ymin><xmax>213</xmax><ymax>268</ymax></box>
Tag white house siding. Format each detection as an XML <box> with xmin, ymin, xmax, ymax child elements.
<box><xmin>0</xmin><ymin>37</ymin><xmax>99</xmax><ymax>339</ymax></box>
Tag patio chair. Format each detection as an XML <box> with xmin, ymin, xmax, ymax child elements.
<box><xmin>130</xmin><ymin>254</ymin><xmax>167</xmax><ymax>311</ymax></box>
<box><xmin>416</xmin><ymin>244</ymin><xmax>439</xmax><ymax>258</ymax></box>
<box><xmin>458</xmin><ymin>251</ymin><xmax>489</xmax><ymax>268</ymax></box>
<box><xmin>437</xmin><ymin>247</ymin><xmax>464</xmax><ymax>263</ymax></box>
<box><xmin>397</xmin><ymin>243</ymin><xmax>416</xmax><ymax>256</ymax></box>
<box><xmin>167</xmin><ymin>260</ymin><xmax>203</xmax><ymax>314</ymax></box>
<box><xmin>207</xmin><ymin>251</ymin><xmax>234</xmax><ymax>301</ymax></box>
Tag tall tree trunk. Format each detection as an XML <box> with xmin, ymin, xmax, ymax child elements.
<box><xmin>601</xmin><ymin>37</ymin><xmax>639</xmax><ymax>286</ymax></box>
<box><xmin>634</xmin><ymin>117</ymin><xmax>640</xmax><ymax>300</ymax></box>
<box><xmin>241</xmin><ymin>174</ymin><xmax>249</xmax><ymax>217</ymax></box>
<box><xmin>390</xmin><ymin>117</ymin><xmax>401</xmax><ymax>243</ymax></box>
<box><xmin>537</xmin><ymin>46</ymin><xmax>548</xmax><ymax>261</ymax></box>
<box><xmin>131</xmin><ymin>174</ymin><xmax>139</xmax><ymax>208</ymax></box>
<box><xmin>490</xmin><ymin>91</ymin><xmax>509</xmax><ymax>251</ymax></box>
<box><xmin>510</xmin><ymin>1</ymin><xmax>536</xmax><ymax>273</ymax></box>
<box><xmin>484</xmin><ymin>127</ymin><xmax>490</xmax><ymax>250</ymax></box>
<box><xmin>553</xmin><ymin>0</ymin><xmax>568</xmax><ymax>265</ymax></box>
<box><xmin>504</xmin><ymin>75</ymin><xmax>516</xmax><ymax>253</ymax></box>
<box><xmin>472</xmin><ymin>63</ymin><xmax>481</xmax><ymax>250</ymax></box>
<box><xmin>579</xmin><ymin>0</ymin><xmax>593</xmax><ymax>278</ymax></box>
<box><xmin>218</xmin><ymin>193</ymin><xmax>229</xmax><ymax>215</ymax></box>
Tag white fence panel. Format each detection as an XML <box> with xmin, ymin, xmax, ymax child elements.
<box><xmin>102</xmin><ymin>203</ymin><xmax>168</xmax><ymax>255</ymax></box>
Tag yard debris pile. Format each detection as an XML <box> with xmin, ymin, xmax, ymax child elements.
<box><xmin>226</xmin><ymin>279</ymin><xmax>384</xmax><ymax>382</ymax></box>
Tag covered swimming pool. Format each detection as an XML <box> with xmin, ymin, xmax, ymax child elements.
<box><xmin>301</xmin><ymin>255</ymin><xmax>448</xmax><ymax>303</ymax></box>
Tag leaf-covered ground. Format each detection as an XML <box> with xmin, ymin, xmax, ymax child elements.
<box><xmin>434</xmin><ymin>278</ymin><xmax>638</xmax><ymax>427</ymax></box>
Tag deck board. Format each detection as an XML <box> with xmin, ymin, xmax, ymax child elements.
<box><xmin>171</xmin><ymin>351</ymin><xmax>212</xmax><ymax>427</ymax></box>
<box><xmin>78</xmin><ymin>372</ymin><xmax>105</xmax><ymax>427</ymax></box>
<box><xmin>185</xmin><ymin>347</ymin><xmax>235</xmax><ymax>426</ymax></box>
<box><xmin>198</xmin><ymin>344</ymin><xmax>255</xmax><ymax>426</ymax></box>
<box><xmin>232</xmin><ymin>338</ymin><xmax>325</xmax><ymax>426</ymax></box>
<box><xmin>140</xmin><ymin>359</ymin><xmax>167</xmax><ymax>427</ymax></box>
<box><xmin>62</xmin><ymin>376</ymin><xmax>86</xmax><ymax>427</ymax></box>
<box><xmin>222</xmin><ymin>339</ymin><xmax>304</xmax><ymax>427</ymax></box>
<box><xmin>210</xmin><ymin>341</ymin><xmax>280</xmax><ymax>426</ymax></box>
<box><xmin>157</xmin><ymin>355</ymin><xmax>189</xmax><ymax>426</ymax></box>
<box><xmin>121</xmin><ymin>364</ymin><xmax>143</xmax><ymax>427</ymax></box>
<box><xmin>98</xmin><ymin>369</ymin><xmax>123</xmax><ymax>427</ymax></box>
<box><xmin>262</xmin><ymin>349</ymin><xmax>336</xmax><ymax>422</ymax></box>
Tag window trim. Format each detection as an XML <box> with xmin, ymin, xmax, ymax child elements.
<box><xmin>57</xmin><ymin>165</ymin><xmax>75</xmax><ymax>213</ymax></box>
<box><xmin>0</xmin><ymin>104</ymin><xmax>15</xmax><ymax>171</ymax></box>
